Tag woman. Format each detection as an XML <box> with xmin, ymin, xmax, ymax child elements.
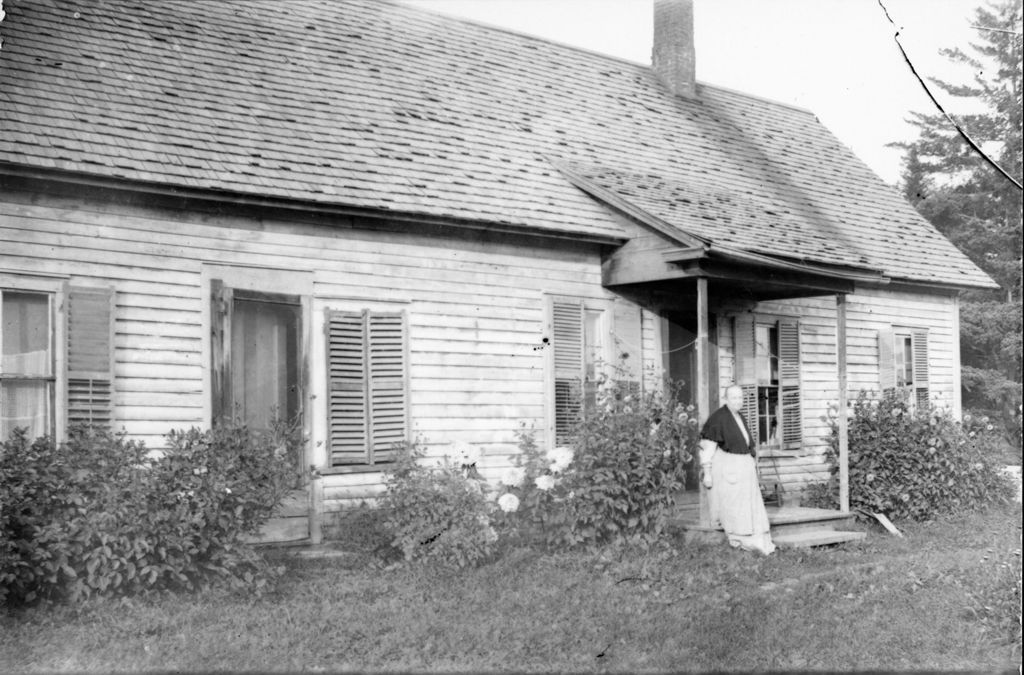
<box><xmin>699</xmin><ymin>385</ymin><xmax>776</xmax><ymax>555</ymax></box>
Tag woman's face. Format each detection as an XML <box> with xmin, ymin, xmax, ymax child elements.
<box><xmin>725</xmin><ymin>387</ymin><xmax>744</xmax><ymax>413</ymax></box>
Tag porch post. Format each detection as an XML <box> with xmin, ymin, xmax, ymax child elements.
<box><xmin>697</xmin><ymin>277</ymin><xmax>711</xmax><ymax>526</ymax></box>
<box><xmin>836</xmin><ymin>293</ymin><xmax>850</xmax><ymax>513</ymax></box>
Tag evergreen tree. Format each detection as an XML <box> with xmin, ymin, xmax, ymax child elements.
<box><xmin>893</xmin><ymin>0</ymin><xmax>1022</xmax><ymax>444</ymax></box>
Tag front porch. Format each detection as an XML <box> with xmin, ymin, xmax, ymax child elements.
<box><xmin>668</xmin><ymin>491</ymin><xmax>867</xmax><ymax>549</ymax></box>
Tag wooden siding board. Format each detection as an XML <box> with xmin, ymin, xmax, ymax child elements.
<box><xmin>3</xmin><ymin>193</ymin><xmax>965</xmax><ymax>508</ymax></box>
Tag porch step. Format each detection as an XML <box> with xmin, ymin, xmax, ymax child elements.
<box><xmin>670</xmin><ymin>506</ymin><xmax>868</xmax><ymax>548</ymax></box>
<box><xmin>767</xmin><ymin>507</ymin><xmax>858</xmax><ymax>536</ymax></box>
<box><xmin>773</xmin><ymin>529</ymin><xmax>867</xmax><ymax>549</ymax></box>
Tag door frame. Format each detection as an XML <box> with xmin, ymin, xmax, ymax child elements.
<box><xmin>201</xmin><ymin>264</ymin><xmax>318</xmax><ymax>543</ymax></box>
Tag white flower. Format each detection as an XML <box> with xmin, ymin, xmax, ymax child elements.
<box><xmin>548</xmin><ymin>446</ymin><xmax>574</xmax><ymax>473</ymax></box>
<box><xmin>498</xmin><ymin>493</ymin><xmax>520</xmax><ymax>513</ymax></box>
<box><xmin>451</xmin><ymin>441</ymin><xmax>481</xmax><ymax>467</ymax></box>
<box><xmin>535</xmin><ymin>474</ymin><xmax>556</xmax><ymax>491</ymax></box>
<box><xmin>500</xmin><ymin>467</ymin><xmax>525</xmax><ymax>488</ymax></box>
<box><xmin>224</xmin><ymin>487</ymin><xmax>232</xmax><ymax>494</ymax></box>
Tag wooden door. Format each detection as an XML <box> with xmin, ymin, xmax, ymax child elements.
<box><xmin>212</xmin><ymin>282</ymin><xmax>309</xmax><ymax>544</ymax></box>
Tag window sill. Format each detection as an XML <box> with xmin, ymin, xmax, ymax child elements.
<box><xmin>320</xmin><ymin>463</ymin><xmax>395</xmax><ymax>475</ymax></box>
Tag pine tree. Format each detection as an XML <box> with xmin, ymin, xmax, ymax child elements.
<box><xmin>893</xmin><ymin>0</ymin><xmax>1022</xmax><ymax>444</ymax></box>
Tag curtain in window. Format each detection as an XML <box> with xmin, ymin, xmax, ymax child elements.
<box><xmin>1</xmin><ymin>291</ymin><xmax>52</xmax><ymax>439</ymax></box>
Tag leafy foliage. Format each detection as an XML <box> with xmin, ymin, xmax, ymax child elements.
<box><xmin>816</xmin><ymin>391</ymin><xmax>1015</xmax><ymax>521</ymax></box>
<box><xmin>499</xmin><ymin>381</ymin><xmax>701</xmax><ymax>550</ymax></box>
<box><xmin>380</xmin><ymin>442</ymin><xmax>497</xmax><ymax>568</ymax></box>
<box><xmin>0</xmin><ymin>422</ymin><xmax>297</xmax><ymax>606</ymax></box>
<box><xmin>892</xmin><ymin>0</ymin><xmax>1022</xmax><ymax>447</ymax></box>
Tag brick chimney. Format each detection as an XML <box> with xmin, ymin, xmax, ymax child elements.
<box><xmin>652</xmin><ymin>0</ymin><xmax>697</xmax><ymax>99</ymax></box>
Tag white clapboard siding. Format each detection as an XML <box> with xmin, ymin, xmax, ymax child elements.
<box><xmin>738</xmin><ymin>291</ymin><xmax>958</xmax><ymax>490</ymax></box>
<box><xmin>2</xmin><ymin>190</ymin><xmax>963</xmax><ymax>509</ymax></box>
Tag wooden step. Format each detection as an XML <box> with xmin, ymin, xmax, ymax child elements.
<box><xmin>773</xmin><ymin>529</ymin><xmax>867</xmax><ymax>549</ymax></box>
<box><xmin>767</xmin><ymin>507</ymin><xmax>859</xmax><ymax>536</ymax></box>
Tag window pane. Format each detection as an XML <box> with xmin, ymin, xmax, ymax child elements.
<box><xmin>2</xmin><ymin>291</ymin><xmax>51</xmax><ymax>376</ymax></box>
<box><xmin>895</xmin><ymin>335</ymin><xmax>913</xmax><ymax>387</ymax></box>
<box><xmin>1</xmin><ymin>380</ymin><xmax>53</xmax><ymax>440</ymax></box>
<box><xmin>757</xmin><ymin>386</ymin><xmax>779</xmax><ymax>445</ymax></box>
<box><xmin>231</xmin><ymin>299</ymin><xmax>300</xmax><ymax>430</ymax></box>
<box><xmin>903</xmin><ymin>338</ymin><xmax>914</xmax><ymax>386</ymax></box>
<box><xmin>755</xmin><ymin>324</ymin><xmax>771</xmax><ymax>383</ymax></box>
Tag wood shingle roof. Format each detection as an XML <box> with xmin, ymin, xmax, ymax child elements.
<box><xmin>0</xmin><ymin>0</ymin><xmax>996</xmax><ymax>289</ymax></box>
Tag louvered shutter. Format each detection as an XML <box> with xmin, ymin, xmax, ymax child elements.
<box><xmin>732</xmin><ymin>314</ymin><xmax>759</xmax><ymax>446</ymax></box>
<box><xmin>367</xmin><ymin>312</ymin><xmax>407</xmax><ymax>464</ymax></box>
<box><xmin>326</xmin><ymin>309</ymin><xmax>407</xmax><ymax>466</ymax></box>
<box><xmin>210</xmin><ymin>279</ymin><xmax>233</xmax><ymax>422</ymax></box>
<box><xmin>326</xmin><ymin>310</ymin><xmax>370</xmax><ymax>465</ymax></box>
<box><xmin>778</xmin><ymin>318</ymin><xmax>802</xmax><ymax>451</ymax></box>
<box><xmin>877</xmin><ymin>327</ymin><xmax>895</xmax><ymax>392</ymax></box>
<box><xmin>66</xmin><ymin>286</ymin><xmax>114</xmax><ymax>428</ymax></box>
<box><xmin>733</xmin><ymin>314</ymin><xmax>757</xmax><ymax>386</ymax></box>
<box><xmin>912</xmin><ymin>329</ymin><xmax>929</xmax><ymax>410</ymax></box>
<box><xmin>552</xmin><ymin>300</ymin><xmax>584</xmax><ymax>445</ymax></box>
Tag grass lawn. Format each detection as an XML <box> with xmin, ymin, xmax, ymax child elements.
<box><xmin>2</xmin><ymin>503</ymin><xmax>1020</xmax><ymax>673</ymax></box>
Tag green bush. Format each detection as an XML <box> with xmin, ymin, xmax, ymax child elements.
<box><xmin>381</xmin><ymin>442</ymin><xmax>497</xmax><ymax>568</ymax></box>
<box><xmin>0</xmin><ymin>422</ymin><xmax>297</xmax><ymax>605</ymax></box>
<box><xmin>819</xmin><ymin>391</ymin><xmax>1015</xmax><ymax>521</ymax></box>
<box><xmin>499</xmin><ymin>381</ymin><xmax>700</xmax><ymax>550</ymax></box>
<box><xmin>962</xmin><ymin>408</ymin><xmax>1022</xmax><ymax>465</ymax></box>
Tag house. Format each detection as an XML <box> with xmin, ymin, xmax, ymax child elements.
<box><xmin>0</xmin><ymin>0</ymin><xmax>996</xmax><ymax>543</ymax></box>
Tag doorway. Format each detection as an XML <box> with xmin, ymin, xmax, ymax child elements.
<box><xmin>211</xmin><ymin>281</ymin><xmax>309</xmax><ymax>543</ymax></box>
<box><xmin>662</xmin><ymin>311</ymin><xmax>718</xmax><ymax>492</ymax></box>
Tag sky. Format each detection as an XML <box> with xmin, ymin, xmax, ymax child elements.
<box><xmin>401</xmin><ymin>0</ymin><xmax>990</xmax><ymax>186</ymax></box>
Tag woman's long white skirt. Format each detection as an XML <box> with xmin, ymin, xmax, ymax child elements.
<box><xmin>708</xmin><ymin>451</ymin><xmax>776</xmax><ymax>555</ymax></box>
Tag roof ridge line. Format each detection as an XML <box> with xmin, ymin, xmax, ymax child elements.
<box><xmin>700</xmin><ymin>82</ymin><xmax>816</xmax><ymax>116</ymax></box>
<box><xmin>390</xmin><ymin>0</ymin><xmax>653</xmax><ymax>70</ymax></box>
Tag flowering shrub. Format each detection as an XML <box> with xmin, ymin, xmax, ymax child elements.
<box><xmin>0</xmin><ymin>422</ymin><xmax>297</xmax><ymax>605</ymax></box>
<box><xmin>817</xmin><ymin>390</ymin><xmax>1016</xmax><ymax>521</ymax></box>
<box><xmin>499</xmin><ymin>381</ymin><xmax>701</xmax><ymax>550</ymax></box>
<box><xmin>962</xmin><ymin>409</ymin><xmax>1022</xmax><ymax>465</ymax></box>
<box><xmin>380</xmin><ymin>441</ymin><xmax>497</xmax><ymax>568</ymax></box>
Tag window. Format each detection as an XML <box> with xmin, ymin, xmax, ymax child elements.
<box><xmin>734</xmin><ymin>314</ymin><xmax>801</xmax><ymax>451</ymax></box>
<box><xmin>879</xmin><ymin>327</ymin><xmax>929</xmax><ymax>409</ymax></box>
<box><xmin>550</xmin><ymin>296</ymin><xmax>609</xmax><ymax>445</ymax></box>
<box><xmin>1</xmin><ymin>281</ymin><xmax>113</xmax><ymax>441</ymax></box>
<box><xmin>325</xmin><ymin>309</ymin><xmax>408</xmax><ymax>468</ymax></box>
<box><xmin>1</xmin><ymin>290</ymin><xmax>55</xmax><ymax>439</ymax></box>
